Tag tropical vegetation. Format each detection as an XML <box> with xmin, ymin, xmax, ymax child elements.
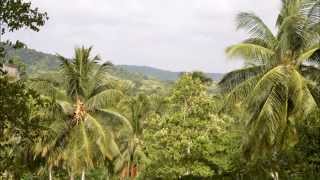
<box><xmin>1</xmin><ymin>0</ymin><xmax>320</xmax><ymax>179</ymax></box>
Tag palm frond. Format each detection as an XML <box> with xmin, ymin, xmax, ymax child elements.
<box><xmin>95</xmin><ymin>109</ymin><xmax>133</xmax><ymax>132</ymax></box>
<box><xmin>276</xmin><ymin>0</ymin><xmax>303</xmax><ymax>27</ymax></box>
<box><xmin>226</xmin><ymin>43</ymin><xmax>275</xmax><ymax>63</ymax></box>
<box><xmin>300</xmin><ymin>64</ymin><xmax>320</xmax><ymax>82</ymax></box>
<box><xmin>56</xmin><ymin>100</ymin><xmax>74</xmax><ymax>115</ymax></box>
<box><xmin>74</xmin><ymin>46</ymin><xmax>97</xmax><ymax>78</ymax></box>
<box><xmin>307</xmin><ymin>80</ymin><xmax>320</xmax><ymax>107</ymax></box>
<box><xmin>88</xmin><ymin>65</ymin><xmax>109</xmax><ymax>89</ymax></box>
<box><xmin>244</xmin><ymin>81</ymin><xmax>289</xmax><ymax>159</ymax></box>
<box><xmin>80</xmin><ymin>123</ymin><xmax>94</xmax><ymax>168</ymax></box>
<box><xmin>305</xmin><ymin>46</ymin><xmax>320</xmax><ymax>65</ymax></box>
<box><xmin>57</xmin><ymin>54</ymin><xmax>82</xmax><ymax>99</ymax></box>
<box><xmin>243</xmin><ymin>66</ymin><xmax>290</xmax><ymax>158</ymax></box>
<box><xmin>34</xmin><ymin>119</ymin><xmax>70</xmax><ymax>168</ymax></box>
<box><xmin>242</xmin><ymin>38</ymin><xmax>273</xmax><ymax>49</ymax></box>
<box><xmin>288</xmin><ymin>69</ymin><xmax>318</xmax><ymax>119</ymax></box>
<box><xmin>218</xmin><ymin>65</ymin><xmax>267</xmax><ymax>92</ymax></box>
<box><xmin>236</xmin><ymin>12</ymin><xmax>276</xmax><ymax>47</ymax></box>
<box><xmin>86</xmin><ymin>89</ymin><xmax>124</xmax><ymax>110</ymax></box>
<box><xmin>117</xmin><ymin>94</ymin><xmax>151</xmax><ymax>135</ymax></box>
<box><xmin>87</xmin><ymin>84</ymin><xmax>113</xmax><ymax>100</ymax></box>
<box><xmin>221</xmin><ymin>75</ymin><xmax>262</xmax><ymax>114</ymax></box>
<box><xmin>277</xmin><ymin>14</ymin><xmax>307</xmax><ymax>53</ymax></box>
<box><xmin>298</xmin><ymin>45</ymin><xmax>320</xmax><ymax>63</ymax></box>
<box><xmin>57</xmin><ymin>54</ymin><xmax>75</xmax><ymax>76</ymax></box>
<box><xmin>243</xmin><ymin>66</ymin><xmax>318</xmax><ymax>159</ymax></box>
<box><xmin>86</xmin><ymin>113</ymin><xmax>121</xmax><ymax>160</ymax></box>
<box><xmin>302</xmin><ymin>0</ymin><xmax>320</xmax><ymax>28</ymax></box>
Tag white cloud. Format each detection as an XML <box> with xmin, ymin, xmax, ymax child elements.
<box><xmin>6</xmin><ymin>0</ymin><xmax>280</xmax><ymax>73</ymax></box>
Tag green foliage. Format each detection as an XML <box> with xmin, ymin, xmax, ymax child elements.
<box><xmin>0</xmin><ymin>0</ymin><xmax>48</xmax><ymax>35</ymax></box>
<box><xmin>0</xmin><ymin>0</ymin><xmax>48</xmax><ymax>74</ymax></box>
<box><xmin>291</xmin><ymin>111</ymin><xmax>320</xmax><ymax>177</ymax></box>
<box><xmin>220</xmin><ymin>0</ymin><xmax>320</xmax><ymax>163</ymax></box>
<box><xmin>230</xmin><ymin>110</ymin><xmax>320</xmax><ymax>179</ymax></box>
<box><xmin>141</xmin><ymin>74</ymin><xmax>240</xmax><ymax>179</ymax></box>
<box><xmin>8</xmin><ymin>55</ymin><xmax>27</xmax><ymax>77</ymax></box>
<box><xmin>0</xmin><ymin>77</ymin><xmax>46</xmax><ymax>178</ymax></box>
<box><xmin>31</xmin><ymin>46</ymin><xmax>129</xmax><ymax>177</ymax></box>
<box><xmin>6</xmin><ymin>46</ymin><xmax>61</xmax><ymax>73</ymax></box>
<box><xmin>1</xmin><ymin>0</ymin><xmax>320</xmax><ymax>179</ymax></box>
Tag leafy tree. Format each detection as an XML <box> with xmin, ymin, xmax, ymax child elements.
<box><xmin>141</xmin><ymin>74</ymin><xmax>238</xmax><ymax>179</ymax></box>
<box><xmin>180</xmin><ymin>71</ymin><xmax>213</xmax><ymax>85</ymax></box>
<box><xmin>0</xmin><ymin>0</ymin><xmax>48</xmax><ymax>74</ymax></box>
<box><xmin>0</xmin><ymin>0</ymin><xmax>48</xmax><ymax>40</ymax></box>
<box><xmin>288</xmin><ymin>110</ymin><xmax>320</xmax><ymax>178</ymax></box>
<box><xmin>230</xmin><ymin>110</ymin><xmax>320</xmax><ymax>179</ymax></box>
<box><xmin>0</xmin><ymin>77</ymin><xmax>47</xmax><ymax>179</ymax></box>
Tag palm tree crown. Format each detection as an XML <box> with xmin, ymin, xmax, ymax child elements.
<box><xmin>219</xmin><ymin>0</ymin><xmax>320</xmax><ymax>160</ymax></box>
<box><xmin>32</xmin><ymin>46</ymin><xmax>129</xmax><ymax>176</ymax></box>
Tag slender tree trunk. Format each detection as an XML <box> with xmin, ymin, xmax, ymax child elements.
<box><xmin>128</xmin><ymin>161</ymin><xmax>131</xmax><ymax>178</ymax></box>
<box><xmin>0</xmin><ymin>21</ymin><xmax>2</xmax><ymax>43</ymax></box>
<box><xmin>70</xmin><ymin>173</ymin><xmax>74</xmax><ymax>180</ymax></box>
<box><xmin>270</xmin><ymin>171</ymin><xmax>279</xmax><ymax>180</ymax></box>
<box><xmin>49</xmin><ymin>167</ymin><xmax>52</xmax><ymax>180</ymax></box>
<box><xmin>106</xmin><ymin>170</ymin><xmax>110</xmax><ymax>180</ymax></box>
<box><xmin>81</xmin><ymin>170</ymin><xmax>85</xmax><ymax>180</ymax></box>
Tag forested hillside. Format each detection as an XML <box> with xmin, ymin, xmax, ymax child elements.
<box><xmin>6</xmin><ymin>47</ymin><xmax>223</xmax><ymax>81</ymax></box>
<box><xmin>5</xmin><ymin>46</ymin><xmax>60</xmax><ymax>72</ymax></box>
<box><xmin>118</xmin><ymin>65</ymin><xmax>223</xmax><ymax>81</ymax></box>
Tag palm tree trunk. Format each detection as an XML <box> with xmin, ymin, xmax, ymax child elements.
<box><xmin>81</xmin><ymin>170</ymin><xmax>85</xmax><ymax>180</ymax></box>
<box><xmin>127</xmin><ymin>161</ymin><xmax>131</xmax><ymax>178</ymax></box>
<box><xmin>270</xmin><ymin>171</ymin><xmax>279</xmax><ymax>180</ymax></box>
<box><xmin>0</xmin><ymin>21</ymin><xmax>2</xmax><ymax>43</ymax></box>
<box><xmin>49</xmin><ymin>167</ymin><xmax>52</xmax><ymax>180</ymax></box>
<box><xmin>70</xmin><ymin>173</ymin><xmax>74</xmax><ymax>180</ymax></box>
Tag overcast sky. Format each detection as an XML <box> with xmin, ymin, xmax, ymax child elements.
<box><xmin>6</xmin><ymin>0</ymin><xmax>280</xmax><ymax>73</ymax></box>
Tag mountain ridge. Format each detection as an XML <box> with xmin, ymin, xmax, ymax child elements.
<box><xmin>117</xmin><ymin>65</ymin><xmax>223</xmax><ymax>81</ymax></box>
<box><xmin>8</xmin><ymin>47</ymin><xmax>223</xmax><ymax>81</ymax></box>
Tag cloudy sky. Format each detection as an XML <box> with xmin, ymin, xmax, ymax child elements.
<box><xmin>6</xmin><ymin>0</ymin><xmax>280</xmax><ymax>73</ymax></box>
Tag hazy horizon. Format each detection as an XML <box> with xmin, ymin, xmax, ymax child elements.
<box><xmin>6</xmin><ymin>0</ymin><xmax>280</xmax><ymax>73</ymax></box>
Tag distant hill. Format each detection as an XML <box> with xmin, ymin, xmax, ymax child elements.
<box><xmin>118</xmin><ymin>65</ymin><xmax>223</xmax><ymax>81</ymax></box>
<box><xmin>6</xmin><ymin>47</ymin><xmax>60</xmax><ymax>73</ymax></box>
<box><xmin>6</xmin><ymin>47</ymin><xmax>223</xmax><ymax>81</ymax></box>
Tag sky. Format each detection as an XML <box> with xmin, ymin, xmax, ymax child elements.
<box><xmin>6</xmin><ymin>0</ymin><xmax>280</xmax><ymax>73</ymax></box>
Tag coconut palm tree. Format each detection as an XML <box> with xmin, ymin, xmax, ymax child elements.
<box><xmin>116</xmin><ymin>94</ymin><xmax>151</xmax><ymax>179</ymax></box>
<box><xmin>32</xmin><ymin>46</ymin><xmax>131</xmax><ymax>179</ymax></box>
<box><xmin>219</xmin><ymin>0</ymin><xmax>320</xmax><ymax>165</ymax></box>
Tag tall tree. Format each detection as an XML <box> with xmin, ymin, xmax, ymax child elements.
<box><xmin>219</xmin><ymin>0</ymin><xmax>320</xmax><ymax>171</ymax></box>
<box><xmin>32</xmin><ymin>46</ymin><xmax>130</xmax><ymax>179</ymax></box>
<box><xmin>116</xmin><ymin>94</ymin><xmax>151</xmax><ymax>179</ymax></box>
<box><xmin>141</xmin><ymin>74</ymin><xmax>238</xmax><ymax>179</ymax></box>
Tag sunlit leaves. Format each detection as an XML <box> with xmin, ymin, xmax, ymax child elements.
<box><xmin>141</xmin><ymin>74</ymin><xmax>239</xmax><ymax>179</ymax></box>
